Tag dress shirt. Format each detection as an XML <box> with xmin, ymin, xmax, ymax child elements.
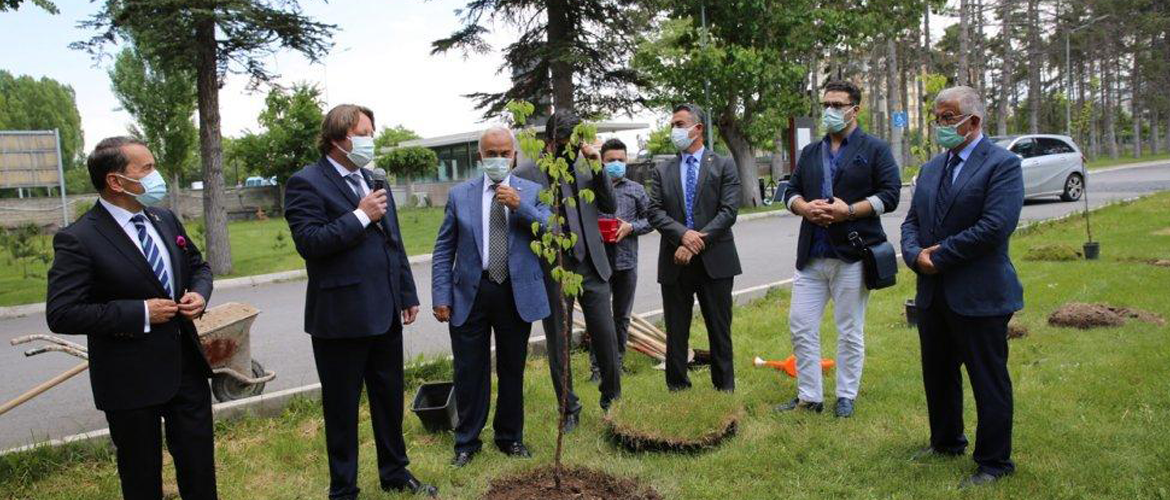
<box><xmin>98</xmin><ymin>198</ymin><xmax>174</xmax><ymax>333</ymax></box>
<box><xmin>327</xmin><ymin>156</ymin><xmax>373</xmax><ymax>228</ymax></box>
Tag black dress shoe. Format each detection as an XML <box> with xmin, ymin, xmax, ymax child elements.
<box><xmin>451</xmin><ymin>449</ymin><xmax>478</xmax><ymax>467</ymax></box>
<box><xmin>910</xmin><ymin>446</ymin><xmax>964</xmax><ymax>461</ymax></box>
<box><xmin>834</xmin><ymin>397</ymin><xmax>854</xmax><ymax>418</ymax></box>
<box><xmin>498</xmin><ymin>442</ymin><xmax>533</xmax><ymax>458</ymax></box>
<box><xmin>383</xmin><ymin>477</ymin><xmax>439</xmax><ymax>497</ymax></box>
<box><xmin>773</xmin><ymin>398</ymin><xmax>824</xmax><ymax>413</ymax></box>
<box><xmin>959</xmin><ymin>471</ymin><xmax>1004</xmax><ymax>489</ymax></box>
<box><xmin>562</xmin><ymin>412</ymin><xmax>580</xmax><ymax>434</ymax></box>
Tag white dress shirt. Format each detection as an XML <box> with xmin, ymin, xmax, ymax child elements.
<box><xmin>99</xmin><ymin>198</ymin><xmax>174</xmax><ymax>333</ymax></box>
<box><xmin>480</xmin><ymin>173</ymin><xmax>512</xmax><ymax>270</ymax></box>
<box><xmin>327</xmin><ymin>156</ymin><xmax>373</xmax><ymax>228</ymax></box>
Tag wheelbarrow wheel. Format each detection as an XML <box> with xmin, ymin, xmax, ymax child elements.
<box><xmin>211</xmin><ymin>360</ymin><xmax>268</xmax><ymax>403</ymax></box>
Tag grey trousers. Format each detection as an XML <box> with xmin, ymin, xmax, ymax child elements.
<box><xmin>541</xmin><ymin>255</ymin><xmax>622</xmax><ymax>413</ymax></box>
<box><xmin>590</xmin><ymin>267</ymin><xmax>636</xmax><ymax>373</ymax></box>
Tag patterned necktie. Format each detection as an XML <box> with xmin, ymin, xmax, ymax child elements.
<box><xmin>345</xmin><ymin>172</ymin><xmax>366</xmax><ymax>198</ymax></box>
<box><xmin>935</xmin><ymin>153</ymin><xmax>963</xmax><ymax>226</ymax></box>
<box><xmin>684</xmin><ymin>155</ymin><xmax>698</xmax><ymax>229</ymax></box>
<box><xmin>487</xmin><ymin>184</ymin><xmax>509</xmax><ymax>284</ymax></box>
<box><xmin>130</xmin><ymin>214</ymin><xmax>173</xmax><ymax>298</ymax></box>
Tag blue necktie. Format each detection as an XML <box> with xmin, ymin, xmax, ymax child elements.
<box><xmin>131</xmin><ymin>215</ymin><xmax>173</xmax><ymax>298</ymax></box>
<box><xmin>684</xmin><ymin>155</ymin><xmax>698</xmax><ymax>229</ymax></box>
<box><xmin>934</xmin><ymin>153</ymin><xmax>962</xmax><ymax>227</ymax></box>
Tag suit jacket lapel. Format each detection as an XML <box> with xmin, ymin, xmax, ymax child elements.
<box><xmin>319</xmin><ymin>158</ymin><xmax>361</xmax><ymax>208</ymax></box>
<box><xmin>469</xmin><ymin>177</ymin><xmax>485</xmax><ymax>266</ymax></box>
<box><xmin>831</xmin><ymin>131</ymin><xmax>865</xmax><ymax>191</ymax></box>
<box><xmin>91</xmin><ymin>204</ymin><xmax>168</xmax><ymax>297</ymax></box>
<box><xmin>692</xmin><ymin>149</ymin><xmax>715</xmax><ymax>201</ymax></box>
<box><xmin>665</xmin><ymin>156</ymin><xmax>686</xmax><ymax>217</ymax></box>
<box><xmin>145</xmin><ymin>208</ymin><xmax>182</xmax><ymax>299</ymax></box>
<box><xmin>939</xmin><ymin>138</ymin><xmax>992</xmax><ymax>222</ymax></box>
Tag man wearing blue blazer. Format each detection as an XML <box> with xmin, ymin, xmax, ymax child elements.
<box><xmin>432</xmin><ymin>126</ymin><xmax>551</xmax><ymax>467</ymax></box>
<box><xmin>778</xmin><ymin>80</ymin><xmax>901</xmax><ymax>418</ymax></box>
<box><xmin>901</xmin><ymin>86</ymin><xmax>1024</xmax><ymax>489</ymax></box>
<box><xmin>284</xmin><ymin>105</ymin><xmax>436</xmax><ymax>499</ymax></box>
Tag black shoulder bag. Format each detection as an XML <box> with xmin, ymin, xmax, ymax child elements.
<box><xmin>848</xmin><ymin>231</ymin><xmax>897</xmax><ymax>290</ymax></box>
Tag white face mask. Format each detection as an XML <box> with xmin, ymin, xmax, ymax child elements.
<box><xmin>481</xmin><ymin>157</ymin><xmax>511</xmax><ymax>183</ymax></box>
<box><xmin>337</xmin><ymin>135</ymin><xmax>376</xmax><ymax>167</ymax></box>
<box><xmin>671</xmin><ymin>124</ymin><xmax>697</xmax><ymax>151</ymax></box>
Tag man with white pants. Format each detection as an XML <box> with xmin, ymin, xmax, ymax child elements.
<box><xmin>777</xmin><ymin>81</ymin><xmax>902</xmax><ymax>417</ymax></box>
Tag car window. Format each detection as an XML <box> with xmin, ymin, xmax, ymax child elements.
<box><xmin>1010</xmin><ymin>138</ymin><xmax>1039</xmax><ymax>158</ymax></box>
<box><xmin>1038</xmin><ymin>138</ymin><xmax>1075</xmax><ymax>155</ymax></box>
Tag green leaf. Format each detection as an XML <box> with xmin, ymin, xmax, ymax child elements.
<box><xmin>531</xmin><ymin>221</ymin><xmax>540</xmax><ymax>235</ymax></box>
<box><xmin>529</xmin><ymin>241</ymin><xmax>542</xmax><ymax>255</ymax></box>
<box><xmin>579</xmin><ymin>188</ymin><xmax>595</xmax><ymax>204</ymax></box>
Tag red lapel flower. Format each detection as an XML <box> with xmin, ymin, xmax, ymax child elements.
<box><xmin>176</xmin><ymin>235</ymin><xmax>188</xmax><ymax>249</ymax></box>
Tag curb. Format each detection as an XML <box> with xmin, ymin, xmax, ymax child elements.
<box><xmin>0</xmin><ymin>212</ymin><xmax>793</xmax><ymax>320</ymax></box>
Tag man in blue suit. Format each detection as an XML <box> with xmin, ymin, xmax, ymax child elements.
<box><xmin>901</xmin><ymin>86</ymin><xmax>1024</xmax><ymax>489</ymax></box>
<box><xmin>285</xmin><ymin>104</ymin><xmax>436</xmax><ymax>499</ymax></box>
<box><xmin>432</xmin><ymin>126</ymin><xmax>551</xmax><ymax>467</ymax></box>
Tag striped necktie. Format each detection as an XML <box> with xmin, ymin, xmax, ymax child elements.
<box><xmin>934</xmin><ymin>153</ymin><xmax>963</xmax><ymax>227</ymax></box>
<box><xmin>130</xmin><ymin>214</ymin><xmax>173</xmax><ymax>297</ymax></box>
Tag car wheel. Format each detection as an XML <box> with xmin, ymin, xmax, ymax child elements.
<box><xmin>1060</xmin><ymin>173</ymin><xmax>1084</xmax><ymax>202</ymax></box>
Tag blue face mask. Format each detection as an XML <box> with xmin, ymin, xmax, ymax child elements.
<box><xmin>118</xmin><ymin>170</ymin><xmax>168</xmax><ymax>206</ymax></box>
<box><xmin>605</xmin><ymin>161</ymin><xmax>626</xmax><ymax>179</ymax></box>
<box><xmin>481</xmin><ymin>157</ymin><xmax>511</xmax><ymax>182</ymax></box>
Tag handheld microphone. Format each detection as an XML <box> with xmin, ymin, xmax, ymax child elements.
<box><xmin>368</xmin><ymin>167</ymin><xmax>388</xmax><ymax>192</ymax></box>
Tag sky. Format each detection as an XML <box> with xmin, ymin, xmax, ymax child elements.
<box><xmin>1</xmin><ymin>0</ymin><xmax>957</xmax><ymax>155</ymax></box>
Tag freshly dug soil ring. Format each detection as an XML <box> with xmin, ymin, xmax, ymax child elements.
<box><xmin>1007</xmin><ymin>322</ymin><xmax>1029</xmax><ymax>339</ymax></box>
<box><xmin>482</xmin><ymin>466</ymin><xmax>662</xmax><ymax>500</ymax></box>
<box><xmin>1024</xmin><ymin>243</ymin><xmax>1081</xmax><ymax>262</ymax></box>
<box><xmin>1047</xmin><ymin>302</ymin><xmax>1166</xmax><ymax>329</ymax></box>
<box><xmin>605</xmin><ymin>407</ymin><xmax>741</xmax><ymax>454</ymax></box>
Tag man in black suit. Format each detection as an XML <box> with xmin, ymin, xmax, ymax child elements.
<box><xmin>647</xmin><ymin>103</ymin><xmax>742</xmax><ymax>392</ymax></box>
<box><xmin>513</xmin><ymin>109</ymin><xmax>621</xmax><ymax>430</ymax></box>
<box><xmin>284</xmin><ymin>104</ymin><xmax>436</xmax><ymax>499</ymax></box>
<box><xmin>776</xmin><ymin>81</ymin><xmax>902</xmax><ymax>418</ymax></box>
<box><xmin>47</xmin><ymin>136</ymin><xmax>216</xmax><ymax>500</ymax></box>
<box><xmin>901</xmin><ymin>86</ymin><xmax>1024</xmax><ymax>488</ymax></box>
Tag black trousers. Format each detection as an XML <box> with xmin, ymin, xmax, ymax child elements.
<box><xmin>541</xmin><ymin>254</ymin><xmax>621</xmax><ymax>413</ymax></box>
<box><xmin>449</xmin><ymin>276</ymin><xmax>532</xmax><ymax>453</ymax></box>
<box><xmin>918</xmin><ymin>287</ymin><xmax>1015</xmax><ymax>476</ymax></box>
<box><xmin>104</xmin><ymin>337</ymin><xmax>217</xmax><ymax>500</ymax></box>
<box><xmin>662</xmin><ymin>263</ymin><xmax>735</xmax><ymax>391</ymax></box>
<box><xmin>311</xmin><ymin>324</ymin><xmax>410</xmax><ymax>499</ymax></box>
<box><xmin>590</xmin><ymin>266</ymin><xmax>636</xmax><ymax>372</ymax></box>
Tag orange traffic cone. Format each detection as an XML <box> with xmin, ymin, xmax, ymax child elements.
<box><xmin>753</xmin><ymin>355</ymin><xmax>835</xmax><ymax>378</ymax></box>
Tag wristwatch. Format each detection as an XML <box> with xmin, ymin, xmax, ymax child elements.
<box><xmin>847</xmin><ymin>203</ymin><xmax>856</xmax><ymax>221</ymax></box>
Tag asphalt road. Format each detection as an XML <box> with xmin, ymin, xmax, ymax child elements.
<box><xmin>3</xmin><ymin>162</ymin><xmax>1169</xmax><ymax>451</ymax></box>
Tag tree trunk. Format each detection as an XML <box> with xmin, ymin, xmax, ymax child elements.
<box><xmin>810</xmin><ymin>52</ymin><xmax>820</xmax><ymax>122</ymax></box>
<box><xmin>170</xmin><ymin>172</ymin><xmax>182</xmax><ymax>218</ymax></box>
<box><xmin>996</xmin><ymin>0</ymin><xmax>1012</xmax><ymax>136</ymax></box>
<box><xmin>1131</xmin><ymin>53</ymin><xmax>1141</xmax><ymax>158</ymax></box>
<box><xmin>887</xmin><ymin>38</ymin><xmax>903</xmax><ymax>168</ymax></box>
<box><xmin>769</xmin><ymin>128</ymin><xmax>785</xmax><ymax>179</ymax></box>
<box><xmin>404</xmin><ymin>178</ymin><xmax>414</xmax><ymax>207</ymax></box>
<box><xmin>718</xmin><ymin>118</ymin><xmax>759</xmax><ymax>207</ymax></box>
<box><xmin>195</xmin><ymin>17</ymin><xmax>232</xmax><ymax>275</ymax></box>
<box><xmin>546</xmin><ymin>0</ymin><xmax>575</xmax><ymax>112</ymax></box>
<box><xmin>958</xmin><ymin>0</ymin><xmax>969</xmax><ymax>85</ymax></box>
<box><xmin>1151</xmin><ymin>108</ymin><xmax>1160</xmax><ymax>156</ymax></box>
<box><xmin>1104</xmin><ymin>51</ymin><xmax>1118</xmax><ymax>159</ymax></box>
<box><xmin>1026</xmin><ymin>0</ymin><xmax>1040</xmax><ymax>134</ymax></box>
<box><xmin>974</xmin><ymin>0</ymin><xmax>985</xmax><ymax>95</ymax></box>
<box><xmin>869</xmin><ymin>46</ymin><xmax>885</xmax><ymax>141</ymax></box>
<box><xmin>900</xmin><ymin>53</ymin><xmax>910</xmax><ymax>165</ymax></box>
<box><xmin>1089</xmin><ymin>58</ymin><xmax>1100</xmax><ymax>159</ymax></box>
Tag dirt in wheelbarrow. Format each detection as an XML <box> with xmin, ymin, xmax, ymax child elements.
<box><xmin>481</xmin><ymin>466</ymin><xmax>661</xmax><ymax>500</ymax></box>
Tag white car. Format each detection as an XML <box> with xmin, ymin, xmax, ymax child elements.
<box><xmin>911</xmin><ymin>134</ymin><xmax>1087</xmax><ymax>202</ymax></box>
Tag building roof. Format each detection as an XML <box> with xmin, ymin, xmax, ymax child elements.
<box><xmin>390</xmin><ymin>121</ymin><xmax>649</xmax><ymax>151</ymax></box>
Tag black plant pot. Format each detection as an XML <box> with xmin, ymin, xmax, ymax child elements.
<box><xmin>1083</xmin><ymin>241</ymin><xmax>1100</xmax><ymax>260</ymax></box>
<box><xmin>905</xmin><ymin>299</ymin><xmax>918</xmax><ymax>328</ymax></box>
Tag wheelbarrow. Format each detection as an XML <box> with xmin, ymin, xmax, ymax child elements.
<box><xmin>0</xmin><ymin>302</ymin><xmax>275</xmax><ymax>417</ymax></box>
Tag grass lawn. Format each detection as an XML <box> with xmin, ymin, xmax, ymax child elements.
<box><xmin>1086</xmin><ymin>151</ymin><xmax>1170</xmax><ymax>170</ymax></box>
<box><xmin>4</xmin><ymin>193</ymin><xmax>1169</xmax><ymax>498</ymax></box>
<box><xmin>0</xmin><ymin>207</ymin><xmax>445</xmax><ymax>307</ymax></box>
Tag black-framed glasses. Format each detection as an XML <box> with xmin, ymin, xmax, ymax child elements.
<box><xmin>932</xmin><ymin>114</ymin><xmax>970</xmax><ymax>126</ymax></box>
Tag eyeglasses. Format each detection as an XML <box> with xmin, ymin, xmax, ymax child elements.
<box><xmin>932</xmin><ymin>114</ymin><xmax>970</xmax><ymax>126</ymax></box>
<box><xmin>820</xmin><ymin>102</ymin><xmax>855</xmax><ymax>110</ymax></box>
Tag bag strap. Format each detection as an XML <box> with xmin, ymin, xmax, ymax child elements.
<box><xmin>847</xmin><ymin>231</ymin><xmax>866</xmax><ymax>251</ymax></box>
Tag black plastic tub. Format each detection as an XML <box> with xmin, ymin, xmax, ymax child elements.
<box><xmin>411</xmin><ymin>381</ymin><xmax>458</xmax><ymax>433</ymax></box>
<box><xmin>905</xmin><ymin>299</ymin><xmax>919</xmax><ymax>328</ymax></box>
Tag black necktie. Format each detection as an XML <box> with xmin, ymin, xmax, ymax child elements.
<box><xmin>935</xmin><ymin>153</ymin><xmax>963</xmax><ymax>226</ymax></box>
<box><xmin>487</xmin><ymin>184</ymin><xmax>509</xmax><ymax>284</ymax></box>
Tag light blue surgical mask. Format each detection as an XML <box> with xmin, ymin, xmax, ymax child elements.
<box><xmin>118</xmin><ymin>170</ymin><xmax>168</xmax><ymax>206</ymax></box>
<box><xmin>481</xmin><ymin>157</ymin><xmax>511</xmax><ymax>183</ymax></box>
<box><xmin>339</xmin><ymin>135</ymin><xmax>376</xmax><ymax>167</ymax></box>
<box><xmin>821</xmin><ymin>106</ymin><xmax>855</xmax><ymax>134</ymax></box>
<box><xmin>671</xmin><ymin>125</ymin><xmax>697</xmax><ymax>151</ymax></box>
<box><xmin>605</xmin><ymin>161</ymin><xmax>627</xmax><ymax>179</ymax></box>
<box><xmin>935</xmin><ymin>115</ymin><xmax>973</xmax><ymax>150</ymax></box>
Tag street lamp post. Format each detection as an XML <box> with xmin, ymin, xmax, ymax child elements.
<box><xmin>1065</xmin><ymin>14</ymin><xmax>1110</xmax><ymax>136</ymax></box>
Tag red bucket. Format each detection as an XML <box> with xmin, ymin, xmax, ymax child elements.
<box><xmin>598</xmin><ymin>217</ymin><xmax>620</xmax><ymax>243</ymax></box>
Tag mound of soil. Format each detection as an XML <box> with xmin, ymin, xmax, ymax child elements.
<box><xmin>1007</xmin><ymin>322</ymin><xmax>1029</xmax><ymax>339</ymax></box>
<box><xmin>1047</xmin><ymin>302</ymin><xmax>1166</xmax><ymax>329</ymax></box>
<box><xmin>1024</xmin><ymin>243</ymin><xmax>1082</xmax><ymax>262</ymax></box>
<box><xmin>482</xmin><ymin>466</ymin><xmax>661</xmax><ymax>500</ymax></box>
<box><xmin>605</xmin><ymin>409</ymin><xmax>740</xmax><ymax>454</ymax></box>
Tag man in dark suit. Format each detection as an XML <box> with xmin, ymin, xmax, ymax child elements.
<box><xmin>777</xmin><ymin>81</ymin><xmax>901</xmax><ymax>418</ymax></box>
<box><xmin>284</xmin><ymin>104</ymin><xmax>436</xmax><ymax>499</ymax></box>
<box><xmin>513</xmin><ymin>109</ymin><xmax>621</xmax><ymax>430</ymax></box>
<box><xmin>432</xmin><ymin>126</ymin><xmax>551</xmax><ymax>467</ymax></box>
<box><xmin>901</xmin><ymin>86</ymin><xmax>1024</xmax><ymax>488</ymax></box>
<box><xmin>47</xmin><ymin>136</ymin><xmax>216</xmax><ymax>500</ymax></box>
<box><xmin>647</xmin><ymin>103</ymin><xmax>742</xmax><ymax>392</ymax></box>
